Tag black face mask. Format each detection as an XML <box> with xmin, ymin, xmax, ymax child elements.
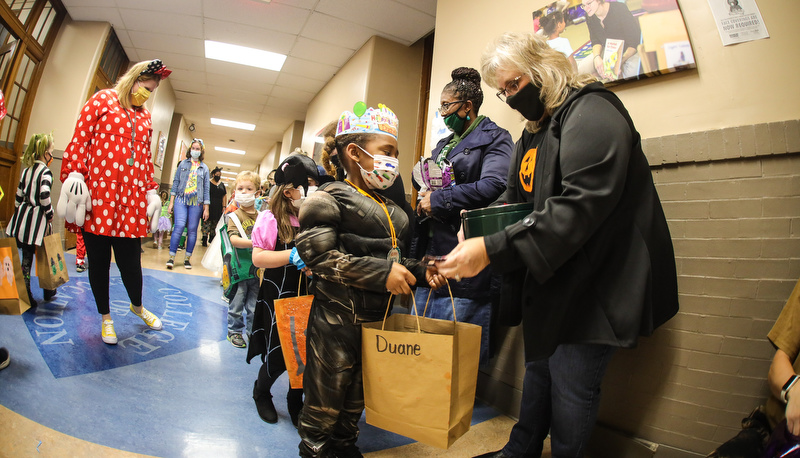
<box><xmin>506</xmin><ymin>81</ymin><xmax>546</xmax><ymax>122</ymax></box>
<box><xmin>213</xmin><ymin>174</ymin><xmax>221</xmax><ymax>180</ymax></box>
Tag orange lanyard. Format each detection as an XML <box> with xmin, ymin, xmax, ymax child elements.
<box><xmin>345</xmin><ymin>179</ymin><xmax>399</xmax><ymax>256</ymax></box>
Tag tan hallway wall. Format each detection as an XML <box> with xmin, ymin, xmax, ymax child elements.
<box><xmin>430</xmin><ymin>0</ymin><xmax>800</xmax><ymax>456</ymax></box>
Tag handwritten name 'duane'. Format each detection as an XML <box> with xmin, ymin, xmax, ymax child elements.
<box><xmin>375</xmin><ymin>335</ymin><xmax>421</xmax><ymax>356</ymax></box>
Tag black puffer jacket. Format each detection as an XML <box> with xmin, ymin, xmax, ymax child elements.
<box><xmin>296</xmin><ymin>181</ymin><xmax>426</xmax><ymax>320</ymax></box>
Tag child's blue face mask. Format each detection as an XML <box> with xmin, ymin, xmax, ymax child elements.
<box><xmin>255</xmin><ymin>196</ymin><xmax>266</xmax><ymax>212</ymax></box>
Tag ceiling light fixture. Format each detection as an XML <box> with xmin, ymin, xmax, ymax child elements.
<box><xmin>221</xmin><ymin>170</ymin><xmax>239</xmax><ymax>176</ymax></box>
<box><xmin>210</xmin><ymin>118</ymin><xmax>256</xmax><ymax>131</ymax></box>
<box><xmin>215</xmin><ymin>146</ymin><xmax>246</xmax><ymax>155</ymax></box>
<box><xmin>205</xmin><ymin>40</ymin><xmax>286</xmax><ymax>72</ymax></box>
<box><xmin>218</xmin><ymin>161</ymin><xmax>241</xmax><ymax>168</ymax></box>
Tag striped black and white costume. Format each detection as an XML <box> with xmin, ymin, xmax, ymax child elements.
<box><xmin>6</xmin><ymin>161</ymin><xmax>54</xmax><ymax>245</ymax></box>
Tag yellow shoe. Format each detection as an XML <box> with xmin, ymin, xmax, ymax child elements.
<box><xmin>130</xmin><ymin>304</ymin><xmax>163</xmax><ymax>331</ymax></box>
<box><xmin>102</xmin><ymin>319</ymin><xmax>117</xmax><ymax>345</ymax></box>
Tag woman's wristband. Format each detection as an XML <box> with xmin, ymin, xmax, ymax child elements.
<box><xmin>781</xmin><ymin>374</ymin><xmax>798</xmax><ymax>403</ymax></box>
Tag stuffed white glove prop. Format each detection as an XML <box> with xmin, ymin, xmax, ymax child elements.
<box><xmin>57</xmin><ymin>172</ymin><xmax>91</xmax><ymax>226</ymax></box>
<box><xmin>146</xmin><ymin>189</ymin><xmax>160</xmax><ymax>233</ymax></box>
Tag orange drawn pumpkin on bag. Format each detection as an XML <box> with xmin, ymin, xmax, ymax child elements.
<box><xmin>519</xmin><ymin>148</ymin><xmax>537</xmax><ymax>193</ymax></box>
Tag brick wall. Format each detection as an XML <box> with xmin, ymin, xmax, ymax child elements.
<box><xmin>477</xmin><ymin>119</ymin><xmax>800</xmax><ymax>457</ymax></box>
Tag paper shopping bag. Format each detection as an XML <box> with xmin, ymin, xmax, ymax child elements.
<box><xmin>0</xmin><ymin>238</ymin><xmax>31</xmax><ymax>315</ymax></box>
<box><xmin>361</xmin><ymin>301</ymin><xmax>481</xmax><ymax>449</ymax></box>
<box><xmin>35</xmin><ymin>231</ymin><xmax>69</xmax><ymax>290</ymax></box>
<box><xmin>274</xmin><ymin>277</ymin><xmax>312</xmax><ymax>389</ymax></box>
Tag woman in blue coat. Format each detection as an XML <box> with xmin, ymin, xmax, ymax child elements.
<box><xmin>166</xmin><ymin>139</ymin><xmax>210</xmax><ymax>269</ymax></box>
<box><xmin>412</xmin><ymin>67</ymin><xmax>513</xmax><ymax>365</ymax></box>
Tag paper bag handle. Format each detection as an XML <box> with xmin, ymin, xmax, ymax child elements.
<box><xmin>423</xmin><ymin>280</ymin><xmax>457</xmax><ymax>321</ymax></box>
<box><xmin>379</xmin><ymin>279</ymin><xmax>457</xmax><ymax>333</ymax></box>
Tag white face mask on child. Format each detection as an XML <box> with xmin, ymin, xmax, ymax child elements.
<box><xmin>235</xmin><ymin>192</ymin><xmax>255</xmax><ymax>207</ymax></box>
<box><xmin>291</xmin><ymin>186</ymin><xmax>318</xmax><ymax>209</ymax></box>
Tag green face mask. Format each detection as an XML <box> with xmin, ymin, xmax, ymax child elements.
<box><xmin>443</xmin><ymin>111</ymin><xmax>467</xmax><ymax>134</ymax></box>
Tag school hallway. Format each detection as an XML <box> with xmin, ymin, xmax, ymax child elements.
<box><xmin>0</xmin><ymin>236</ymin><xmax>537</xmax><ymax>458</ymax></box>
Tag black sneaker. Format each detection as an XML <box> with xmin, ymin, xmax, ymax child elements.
<box><xmin>253</xmin><ymin>381</ymin><xmax>277</xmax><ymax>423</ymax></box>
<box><xmin>228</xmin><ymin>333</ymin><xmax>246</xmax><ymax>348</ymax></box>
<box><xmin>184</xmin><ymin>258</ymin><xmax>192</xmax><ymax>269</ymax></box>
<box><xmin>43</xmin><ymin>289</ymin><xmax>56</xmax><ymax>301</ymax></box>
<box><xmin>0</xmin><ymin>347</ymin><xmax>9</xmax><ymax>370</ymax></box>
<box><xmin>166</xmin><ymin>258</ymin><xmax>174</xmax><ymax>269</ymax></box>
<box><xmin>76</xmin><ymin>264</ymin><xmax>86</xmax><ymax>273</ymax></box>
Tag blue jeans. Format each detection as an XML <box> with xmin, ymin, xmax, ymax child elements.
<box><xmin>169</xmin><ymin>200</ymin><xmax>203</xmax><ymax>257</ymax></box>
<box><xmin>227</xmin><ymin>277</ymin><xmax>258</xmax><ymax>336</ymax></box>
<box><xmin>413</xmin><ymin>287</ymin><xmax>491</xmax><ymax>366</ymax></box>
<box><xmin>503</xmin><ymin>343</ymin><xmax>616</xmax><ymax>458</ymax></box>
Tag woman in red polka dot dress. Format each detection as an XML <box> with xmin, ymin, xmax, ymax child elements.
<box><xmin>58</xmin><ymin>59</ymin><xmax>170</xmax><ymax>345</ymax></box>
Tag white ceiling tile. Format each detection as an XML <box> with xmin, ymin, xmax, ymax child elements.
<box><xmin>393</xmin><ymin>0</ymin><xmax>437</xmax><ymax>17</ymax></box>
<box><xmin>125</xmin><ymin>48</ymin><xmax>141</xmax><ymax>62</ymax></box>
<box><xmin>316</xmin><ymin>0</ymin><xmax>433</xmax><ymax>44</ymax></box>
<box><xmin>170</xmin><ymin>80</ymin><xmax>209</xmax><ymax>96</ymax></box>
<box><xmin>205</xmin><ymin>60</ymin><xmax>280</xmax><ymax>88</ymax></box>
<box><xmin>206</xmin><ymin>106</ymin><xmax>261</xmax><ymax>125</ymax></box>
<box><xmin>280</xmin><ymin>57</ymin><xmax>337</xmax><ymax>82</ymax></box>
<box><xmin>274</xmin><ymin>72</ymin><xmax>326</xmax><ymax>94</ymax></box>
<box><xmin>163</xmin><ymin>68</ymin><xmax>208</xmax><ymax>85</ymax></box>
<box><xmin>115</xmin><ymin>29</ymin><xmax>133</xmax><ymax>48</ymax></box>
<box><xmin>268</xmin><ymin>86</ymin><xmax>316</xmax><ymax>104</ymax></box>
<box><xmin>266</xmin><ymin>95</ymin><xmax>308</xmax><ymax>113</ymax></box>
<box><xmin>114</xmin><ymin>0</ymin><xmax>203</xmax><ymax>15</ymax></box>
<box><xmin>202</xmin><ymin>0</ymin><xmax>310</xmax><ymax>35</ymax></box>
<box><xmin>301</xmin><ymin>12</ymin><xmax>377</xmax><ymax>50</ymax></box>
<box><xmin>118</xmin><ymin>8</ymin><xmax>203</xmax><ymax>38</ymax></box>
<box><xmin>206</xmin><ymin>72</ymin><xmax>275</xmax><ymax>96</ymax></box>
<box><xmin>65</xmin><ymin>6</ymin><xmax>125</xmax><ymax>30</ymax></box>
<box><xmin>135</xmin><ymin>50</ymin><xmax>206</xmax><ymax>73</ymax></box>
<box><xmin>208</xmin><ymin>97</ymin><xmax>265</xmax><ymax>115</ymax></box>
<box><xmin>271</xmin><ymin>0</ymin><xmax>317</xmax><ymax>10</ymax></box>
<box><xmin>207</xmin><ymin>86</ymin><xmax>269</xmax><ymax>106</ymax></box>
<box><xmin>291</xmin><ymin>37</ymin><xmax>354</xmax><ymax>68</ymax></box>
<box><xmin>202</xmin><ymin>18</ymin><xmax>296</xmax><ymax>55</ymax></box>
<box><xmin>62</xmin><ymin>0</ymin><xmax>117</xmax><ymax>8</ymax></box>
<box><xmin>128</xmin><ymin>30</ymin><xmax>204</xmax><ymax>57</ymax></box>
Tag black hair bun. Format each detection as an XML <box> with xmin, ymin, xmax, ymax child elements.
<box><xmin>451</xmin><ymin>67</ymin><xmax>481</xmax><ymax>85</ymax></box>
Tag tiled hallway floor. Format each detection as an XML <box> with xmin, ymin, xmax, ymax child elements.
<box><xmin>0</xmin><ymin>237</ymin><xmax>532</xmax><ymax>457</ymax></box>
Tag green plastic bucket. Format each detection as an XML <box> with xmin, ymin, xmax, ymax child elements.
<box><xmin>461</xmin><ymin>203</ymin><xmax>534</xmax><ymax>238</ymax></box>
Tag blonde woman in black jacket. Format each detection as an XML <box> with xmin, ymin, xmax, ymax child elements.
<box><xmin>437</xmin><ymin>32</ymin><xmax>679</xmax><ymax>458</ymax></box>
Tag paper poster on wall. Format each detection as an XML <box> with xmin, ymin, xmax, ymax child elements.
<box><xmin>706</xmin><ymin>0</ymin><xmax>769</xmax><ymax>46</ymax></box>
<box><xmin>155</xmin><ymin>131</ymin><xmax>167</xmax><ymax>167</ymax></box>
<box><xmin>532</xmin><ymin>0</ymin><xmax>697</xmax><ymax>86</ymax></box>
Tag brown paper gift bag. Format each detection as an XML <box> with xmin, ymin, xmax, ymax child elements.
<box><xmin>35</xmin><ymin>230</ymin><xmax>69</xmax><ymax>290</ymax></box>
<box><xmin>361</xmin><ymin>288</ymin><xmax>482</xmax><ymax>449</ymax></box>
<box><xmin>274</xmin><ymin>276</ymin><xmax>312</xmax><ymax>389</ymax></box>
<box><xmin>0</xmin><ymin>238</ymin><xmax>31</xmax><ymax>315</ymax></box>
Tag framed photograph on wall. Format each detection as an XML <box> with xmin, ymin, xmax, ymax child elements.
<box><xmin>154</xmin><ymin>131</ymin><xmax>167</xmax><ymax>168</ymax></box>
<box><xmin>533</xmin><ymin>0</ymin><xmax>696</xmax><ymax>86</ymax></box>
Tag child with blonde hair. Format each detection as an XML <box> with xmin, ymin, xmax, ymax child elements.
<box><xmin>7</xmin><ymin>133</ymin><xmax>57</xmax><ymax>306</ymax></box>
<box><xmin>225</xmin><ymin>170</ymin><xmax>261</xmax><ymax>348</ymax></box>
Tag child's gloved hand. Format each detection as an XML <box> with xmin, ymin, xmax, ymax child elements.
<box><xmin>57</xmin><ymin>172</ymin><xmax>91</xmax><ymax>226</ymax></box>
<box><xmin>289</xmin><ymin>247</ymin><xmax>306</xmax><ymax>270</ymax></box>
<box><xmin>145</xmin><ymin>190</ymin><xmax>160</xmax><ymax>233</ymax></box>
